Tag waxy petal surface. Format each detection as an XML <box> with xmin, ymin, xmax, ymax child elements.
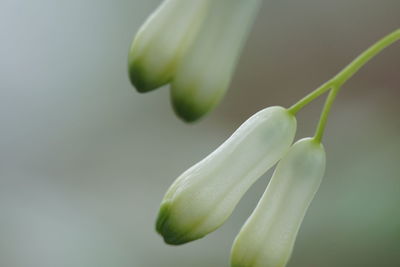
<box><xmin>157</xmin><ymin>107</ymin><xmax>296</xmax><ymax>245</ymax></box>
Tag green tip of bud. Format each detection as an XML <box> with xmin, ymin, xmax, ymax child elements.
<box><xmin>171</xmin><ymin>86</ymin><xmax>223</xmax><ymax>123</ymax></box>
<box><xmin>128</xmin><ymin>59</ymin><xmax>167</xmax><ymax>93</ymax></box>
<box><xmin>171</xmin><ymin>97</ymin><xmax>208</xmax><ymax>123</ymax></box>
<box><xmin>155</xmin><ymin>202</ymin><xmax>197</xmax><ymax>245</ymax></box>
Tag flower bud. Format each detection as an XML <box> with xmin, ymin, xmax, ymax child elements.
<box><xmin>230</xmin><ymin>138</ymin><xmax>326</xmax><ymax>267</ymax></box>
<box><xmin>171</xmin><ymin>0</ymin><xmax>262</xmax><ymax>121</ymax></box>
<box><xmin>128</xmin><ymin>0</ymin><xmax>262</xmax><ymax>121</ymax></box>
<box><xmin>156</xmin><ymin>107</ymin><xmax>296</xmax><ymax>245</ymax></box>
<box><xmin>128</xmin><ymin>0</ymin><xmax>210</xmax><ymax>92</ymax></box>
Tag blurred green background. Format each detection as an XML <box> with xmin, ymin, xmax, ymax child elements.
<box><xmin>1</xmin><ymin>0</ymin><xmax>399</xmax><ymax>266</ymax></box>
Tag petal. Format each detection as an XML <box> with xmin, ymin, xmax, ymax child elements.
<box><xmin>170</xmin><ymin>0</ymin><xmax>262</xmax><ymax>121</ymax></box>
<box><xmin>128</xmin><ymin>0</ymin><xmax>210</xmax><ymax>92</ymax></box>
<box><xmin>231</xmin><ymin>138</ymin><xmax>326</xmax><ymax>267</ymax></box>
<box><xmin>156</xmin><ymin>107</ymin><xmax>296</xmax><ymax>245</ymax></box>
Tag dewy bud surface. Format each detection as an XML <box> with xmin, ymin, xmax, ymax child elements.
<box><xmin>156</xmin><ymin>107</ymin><xmax>296</xmax><ymax>245</ymax></box>
<box><xmin>171</xmin><ymin>0</ymin><xmax>262</xmax><ymax>121</ymax></box>
<box><xmin>128</xmin><ymin>0</ymin><xmax>210</xmax><ymax>92</ymax></box>
<box><xmin>231</xmin><ymin>138</ymin><xmax>326</xmax><ymax>267</ymax></box>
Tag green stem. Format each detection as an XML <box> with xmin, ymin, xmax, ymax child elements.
<box><xmin>332</xmin><ymin>29</ymin><xmax>400</xmax><ymax>87</ymax></box>
<box><xmin>288</xmin><ymin>81</ymin><xmax>333</xmax><ymax>114</ymax></box>
<box><xmin>288</xmin><ymin>28</ymin><xmax>400</xmax><ymax>141</ymax></box>
<box><xmin>313</xmin><ymin>86</ymin><xmax>340</xmax><ymax>142</ymax></box>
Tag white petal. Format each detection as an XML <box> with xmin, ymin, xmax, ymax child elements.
<box><xmin>231</xmin><ymin>138</ymin><xmax>326</xmax><ymax>267</ymax></box>
<box><xmin>128</xmin><ymin>0</ymin><xmax>210</xmax><ymax>92</ymax></box>
<box><xmin>171</xmin><ymin>0</ymin><xmax>263</xmax><ymax>121</ymax></box>
<box><xmin>156</xmin><ymin>107</ymin><xmax>296</xmax><ymax>244</ymax></box>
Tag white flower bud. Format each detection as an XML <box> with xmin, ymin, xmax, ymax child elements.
<box><xmin>156</xmin><ymin>107</ymin><xmax>296</xmax><ymax>245</ymax></box>
<box><xmin>128</xmin><ymin>0</ymin><xmax>262</xmax><ymax>121</ymax></box>
<box><xmin>171</xmin><ymin>0</ymin><xmax>262</xmax><ymax>121</ymax></box>
<box><xmin>128</xmin><ymin>0</ymin><xmax>210</xmax><ymax>92</ymax></box>
<box><xmin>231</xmin><ymin>138</ymin><xmax>326</xmax><ymax>267</ymax></box>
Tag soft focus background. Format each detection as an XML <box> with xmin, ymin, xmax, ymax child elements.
<box><xmin>1</xmin><ymin>0</ymin><xmax>399</xmax><ymax>266</ymax></box>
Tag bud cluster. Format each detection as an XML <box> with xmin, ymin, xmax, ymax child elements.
<box><xmin>128</xmin><ymin>1</ymin><xmax>400</xmax><ymax>266</ymax></box>
<box><xmin>156</xmin><ymin>106</ymin><xmax>325</xmax><ymax>267</ymax></box>
<box><xmin>129</xmin><ymin>0</ymin><xmax>262</xmax><ymax>122</ymax></box>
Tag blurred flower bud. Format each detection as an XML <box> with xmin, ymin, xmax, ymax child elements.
<box><xmin>128</xmin><ymin>0</ymin><xmax>262</xmax><ymax>121</ymax></box>
<box><xmin>170</xmin><ymin>0</ymin><xmax>262</xmax><ymax>122</ymax></box>
<box><xmin>231</xmin><ymin>138</ymin><xmax>326</xmax><ymax>267</ymax></box>
<box><xmin>156</xmin><ymin>106</ymin><xmax>296</xmax><ymax>245</ymax></box>
<box><xmin>128</xmin><ymin>0</ymin><xmax>210</xmax><ymax>92</ymax></box>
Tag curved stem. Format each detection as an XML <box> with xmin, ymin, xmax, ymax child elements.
<box><xmin>288</xmin><ymin>81</ymin><xmax>333</xmax><ymax>114</ymax></box>
<box><xmin>287</xmin><ymin>28</ymin><xmax>400</xmax><ymax>142</ymax></box>
<box><xmin>332</xmin><ymin>29</ymin><xmax>400</xmax><ymax>87</ymax></box>
<box><xmin>314</xmin><ymin>29</ymin><xmax>400</xmax><ymax>142</ymax></box>
<box><xmin>313</xmin><ymin>86</ymin><xmax>340</xmax><ymax>142</ymax></box>
<box><xmin>289</xmin><ymin>29</ymin><xmax>400</xmax><ymax>115</ymax></box>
